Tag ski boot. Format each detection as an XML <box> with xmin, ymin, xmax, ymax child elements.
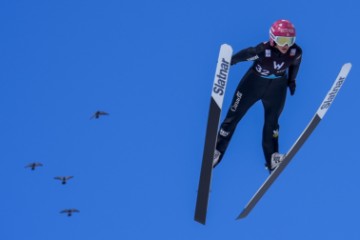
<box><xmin>212</xmin><ymin>149</ymin><xmax>222</xmax><ymax>168</ymax></box>
<box><xmin>266</xmin><ymin>152</ymin><xmax>284</xmax><ymax>173</ymax></box>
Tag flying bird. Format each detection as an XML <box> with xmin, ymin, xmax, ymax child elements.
<box><xmin>60</xmin><ymin>208</ymin><xmax>80</xmax><ymax>217</ymax></box>
<box><xmin>25</xmin><ymin>162</ymin><xmax>43</xmax><ymax>170</ymax></box>
<box><xmin>90</xmin><ymin>111</ymin><xmax>109</xmax><ymax>119</ymax></box>
<box><xmin>54</xmin><ymin>176</ymin><xmax>73</xmax><ymax>184</ymax></box>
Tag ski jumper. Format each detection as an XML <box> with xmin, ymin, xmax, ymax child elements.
<box><xmin>215</xmin><ymin>41</ymin><xmax>302</xmax><ymax>167</ymax></box>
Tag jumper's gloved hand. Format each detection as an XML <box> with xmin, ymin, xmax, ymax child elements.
<box><xmin>288</xmin><ymin>80</ymin><xmax>296</xmax><ymax>96</ymax></box>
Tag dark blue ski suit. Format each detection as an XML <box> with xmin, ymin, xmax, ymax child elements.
<box><xmin>214</xmin><ymin>41</ymin><xmax>302</xmax><ymax>168</ymax></box>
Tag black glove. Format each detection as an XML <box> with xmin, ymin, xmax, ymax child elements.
<box><xmin>288</xmin><ymin>80</ymin><xmax>296</xmax><ymax>96</ymax></box>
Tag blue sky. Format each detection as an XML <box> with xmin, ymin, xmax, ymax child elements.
<box><xmin>1</xmin><ymin>0</ymin><xmax>359</xmax><ymax>239</ymax></box>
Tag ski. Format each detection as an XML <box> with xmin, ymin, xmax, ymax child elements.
<box><xmin>194</xmin><ymin>44</ymin><xmax>233</xmax><ymax>225</ymax></box>
<box><xmin>237</xmin><ymin>63</ymin><xmax>352</xmax><ymax>220</ymax></box>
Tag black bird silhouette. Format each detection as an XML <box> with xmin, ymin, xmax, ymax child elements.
<box><xmin>90</xmin><ymin>111</ymin><xmax>109</xmax><ymax>119</ymax></box>
<box><xmin>54</xmin><ymin>176</ymin><xmax>73</xmax><ymax>184</ymax></box>
<box><xmin>60</xmin><ymin>208</ymin><xmax>80</xmax><ymax>217</ymax></box>
<box><xmin>25</xmin><ymin>162</ymin><xmax>43</xmax><ymax>170</ymax></box>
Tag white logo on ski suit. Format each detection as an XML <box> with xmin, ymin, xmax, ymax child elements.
<box><xmin>273</xmin><ymin>61</ymin><xmax>284</xmax><ymax>70</ymax></box>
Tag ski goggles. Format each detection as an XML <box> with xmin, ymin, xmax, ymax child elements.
<box><xmin>274</xmin><ymin>36</ymin><xmax>296</xmax><ymax>47</ymax></box>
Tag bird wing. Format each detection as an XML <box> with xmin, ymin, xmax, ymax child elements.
<box><xmin>25</xmin><ymin>163</ymin><xmax>42</xmax><ymax>168</ymax></box>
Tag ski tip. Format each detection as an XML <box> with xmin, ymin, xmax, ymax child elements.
<box><xmin>339</xmin><ymin>63</ymin><xmax>352</xmax><ymax>78</ymax></box>
<box><xmin>343</xmin><ymin>62</ymin><xmax>352</xmax><ymax>71</ymax></box>
<box><xmin>221</xmin><ymin>43</ymin><xmax>233</xmax><ymax>52</ymax></box>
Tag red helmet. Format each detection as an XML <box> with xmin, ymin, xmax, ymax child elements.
<box><xmin>269</xmin><ymin>20</ymin><xmax>296</xmax><ymax>47</ymax></box>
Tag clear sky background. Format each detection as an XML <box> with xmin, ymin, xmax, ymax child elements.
<box><xmin>1</xmin><ymin>0</ymin><xmax>359</xmax><ymax>239</ymax></box>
